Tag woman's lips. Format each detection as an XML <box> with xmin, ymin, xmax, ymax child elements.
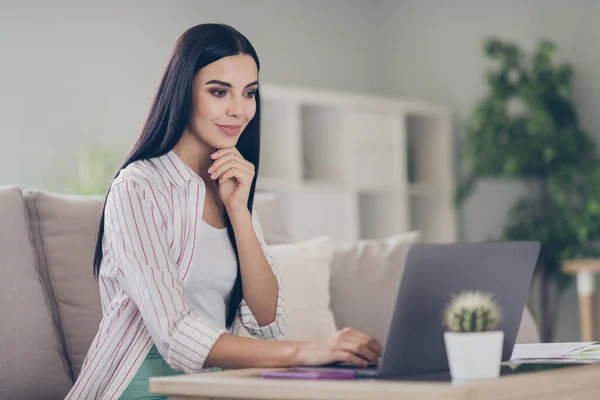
<box><xmin>217</xmin><ymin>124</ymin><xmax>241</xmax><ymax>136</ymax></box>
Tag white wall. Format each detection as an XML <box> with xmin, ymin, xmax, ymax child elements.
<box><xmin>0</xmin><ymin>0</ymin><xmax>384</xmax><ymax>190</ymax></box>
<box><xmin>380</xmin><ymin>0</ymin><xmax>600</xmax><ymax>341</ymax></box>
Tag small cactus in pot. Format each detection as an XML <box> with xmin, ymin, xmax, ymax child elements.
<box><xmin>443</xmin><ymin>290</ymin><xmax>502</xmax><ymax>333</ymax></box>
<box><xmin>443</xmin><ymin>290</ymin><xmax>505</xmax><ymax>381</ymax></box>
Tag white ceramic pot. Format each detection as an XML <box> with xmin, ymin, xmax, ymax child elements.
<box><xmin>443</xmin><ymin>330</ymin><xmax>504</xmax><ymax>382</ymax></box>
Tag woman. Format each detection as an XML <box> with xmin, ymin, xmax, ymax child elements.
<box><xmin>66</xmin><ymin>23</ymin><xmax>382</xmax><ymax>400</ymax></box>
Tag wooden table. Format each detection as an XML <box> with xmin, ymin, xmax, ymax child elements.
<box><xmin>149</xmin><ymin>364</ymin><xmax>600</xmax><ymax>400</ymax></box>
<box><xmin>562</xmin><ymin>259</ymin><xmax>600</xmax><ymax>342</ymax></box>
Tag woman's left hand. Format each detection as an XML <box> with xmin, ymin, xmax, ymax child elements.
<box><xmin>208</xmin><ymin>147</ymin><xmax>255</xmax><ymax>215</ymax></box>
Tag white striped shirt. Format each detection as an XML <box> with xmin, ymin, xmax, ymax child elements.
<box><xmin>65</xmin><ymin>150</ymin><xmax>289</xmax><ymax>400</ymax></box>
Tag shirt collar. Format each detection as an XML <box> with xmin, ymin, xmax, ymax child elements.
<box><xmin>155</xmin><ymin>150</ymin><xmax>196</xmax><ymax>187</ymax></box>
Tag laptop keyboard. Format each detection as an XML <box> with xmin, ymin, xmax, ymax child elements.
<box><xmin>324</xmin><ymin>361</ymin><xmax>378</xmax><ymax>370</ymax></box>
<box><xmin>319</xmin><ymin>361</ymin><xmax>380</xmax><ymax>378</ymax></box>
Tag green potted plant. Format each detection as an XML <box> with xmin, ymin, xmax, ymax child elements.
<box><xmin>443</xmin><ymin>290</ymin><xmax>503</xmax><ymax>381</ymax></box>
<box><xmin>456</xmin><ymin>37</ymin><xmax>600</xmax><ymax>341</ymax></box>
<box><xmin>66</xmin><ymin>146</ymin><xmax>119</xmax><ymax>195</ymax></box>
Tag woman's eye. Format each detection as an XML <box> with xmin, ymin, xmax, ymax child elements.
<box><xmin>210</xmin><ymin>89</ymin><xmax>227</xmax><ymax>97</ymax></box>
<box><xmin>245</xmin><ymin>91</ymin><xmax>256</xmax><ymax>98</ymax></box>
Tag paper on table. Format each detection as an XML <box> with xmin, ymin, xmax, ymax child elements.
<box><xmin>510</xmin><ymin>342</ymin><xmax>595</xmax><ymax>360</ymax></box>
<box><xmin>510</xmin><ymin>342</ymin><xmax>600</xmax><ymax>363</ymax></box>
<box><xmin>562</xmin><ymin>343</ymin><xmax>600</xmax><ymax>360</ymax></box>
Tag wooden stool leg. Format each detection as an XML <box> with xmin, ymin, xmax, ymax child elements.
<box><xmin>577</xmin><ymin>271</ymin><xmax>596</xmax><ymax>342</ymax></box>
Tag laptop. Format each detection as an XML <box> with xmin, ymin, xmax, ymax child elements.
<box><xmin>322</xmin><ymin>241</ymin><xmax>541</xmax><ymax>379</ymax></box>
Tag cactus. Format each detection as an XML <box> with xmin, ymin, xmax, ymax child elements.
<box><xmin>443</xmin><ymin>290</ymin><xmax>502</xmax><ymax>333</ymax></box>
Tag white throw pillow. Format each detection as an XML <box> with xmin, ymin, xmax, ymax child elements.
<box><xmin>329</xmin><ymin>231</ymin><xmax>421</xmax><ymax>345</ymax></box>
<box><xmin>236</xmin><ymin>236</ymin><xmax>338</xmax><ymax>341</ymax></box>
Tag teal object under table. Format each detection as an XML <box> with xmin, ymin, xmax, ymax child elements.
<box><xmin>119</xmin><ymin>345</ymin><xmax>185</xmax><ymax>400</ymax></box>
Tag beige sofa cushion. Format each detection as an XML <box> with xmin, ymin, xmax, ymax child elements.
<box><xmin>21</xmin><ymin>189</ymin><xmax>290</xmax><ymax>380</ymax></box>
<box><xmin>24</xmin><ymin>190</ymin><xmax>104</xmax><ymax>380</ymax></box>
<box><xmin>267</xmin><ymin>236</ymin><xmax>338</xmax><ymax>340</ymax></box>
<box><xmin>236</xmin><ymin>236</ymin><xmax>338</xmax><ymax>341</ymax></box>
<box><xmin>0</xmin><ymin>186</ymin><xmax>72</xmax><ymax>399</ymax></box>
<box><xmin>329</xmin><ymin>231</ymin><xmax>421</xmax><ymax>345</ymax></box>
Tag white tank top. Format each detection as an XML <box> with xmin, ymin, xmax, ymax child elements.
<box><xmin>185</xmin><ymin>220</ymin><xmax>238</xmax><ymax>329</ymax></box>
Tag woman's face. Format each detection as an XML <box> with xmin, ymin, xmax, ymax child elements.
<box><xmin>187</xmin><ymin>54</ymin><xmax>258</xmax><ymax>151</ymax></box>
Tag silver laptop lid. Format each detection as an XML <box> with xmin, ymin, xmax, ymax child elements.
<box><xmin>378</xmin><ymin>241</ymin><xmax>540</xmax><ymax>377</ymax></box>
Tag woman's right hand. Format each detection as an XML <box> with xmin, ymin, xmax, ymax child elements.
<box><xmin>295</xmin><ymin>327</ymin><xmax>382</xmax><ymax>367</ymax></box>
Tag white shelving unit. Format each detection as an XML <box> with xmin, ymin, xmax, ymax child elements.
<box><xmin>257</xmin><ymin>83</ymin><xmax>456</xmax><ymax>245</ymax></box>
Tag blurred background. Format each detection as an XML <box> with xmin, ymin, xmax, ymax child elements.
<box><xmin>4</xmin><ymin>0</ymin><xmax>600</xmax><ymax>344</ymax></box>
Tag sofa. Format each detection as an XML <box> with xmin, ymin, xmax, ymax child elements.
<box><xmin>0</xmin><ymin>186</ymin><xmax>540</xmax><ymax>400</ymax></box>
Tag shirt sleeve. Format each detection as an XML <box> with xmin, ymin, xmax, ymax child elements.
<box><xmin>106</xmin><ymin>179</ymin><xmax>226</xmax><ymax>373</ymax></box>
<box><xmin>237</xmin><ymin>209</ymin><xmax>290</xmax><ymax>340</ymax></box>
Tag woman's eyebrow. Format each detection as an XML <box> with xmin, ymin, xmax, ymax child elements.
<box><xmin>205</xmin><ymin>79</ymin><xmax>259</xmax><ymax>88</ymax></box>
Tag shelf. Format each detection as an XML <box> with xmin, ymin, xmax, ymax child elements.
<box><xmin>358</xmin><ymin>191</ymin><xmax>409</xmax><ymax>240</ymax></box>
<box><xmin>409</xmin><ymin>183</ymin><xmax>439</xmax><ymax>197</ymax></box>
<box><xmin>356</xmin><ymin>184</ymin><xmax>406</xmax><ymax>193</ymax></box>
<box><xmin>347</xmin><ymin>111</ymin><xmax>403</xmax><ymax>188</ymax></box>
<box><xmin>260</xmin><ymin>98</ymin><xmax>302</xmax><ymax>181</ymax></box>
<box><xmin>265</xmin><ymin>188</ymin><xmax>359</xmax><ymax>245</ymax></box>
<box><xmin>257</xmin><ymin>177</ymin><xmax>350</xmax><ymax>192</ymax></box>
<box><xmin>257</xmin><ymin>83</ymin><xmax>456</xmax><ymax>245</ymax></box>
<box><xmin>409</xmin><ymin>196</ymin><xmax>455</xmax><ymax>243</ymax></box>
<box><xmin>301</xmin><ymin>105</ymin><xmax>347</xmax><ymax>182</ymax></box>
<box><xmin>259</xmin><ymin>179</ymin><xmax>415</xmax><ymax>194</ymax></box>
<box><xmin>298</xmin><ymin>106</ymin><xmax>405</xmax><ymax>188</ymax></box>
<box><xmin>256</xmin><ymin>177</ymin><xmax>303</xmax><ymax>191</ymax></box>
<box><xmin>261</xmin><ymin>83</ymin><xmax>450</xmax><ymax>117</ymax></box>
<box><xmin>406</xmin><ymin>114</ymin><xmax>453</xmax><ymax>189</ymax></box>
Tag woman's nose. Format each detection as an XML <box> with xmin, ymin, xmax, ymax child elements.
<box><xmin>226</xmin><ymin>95</ymin><xmax>243</xmax><ymax>117</ymax></box>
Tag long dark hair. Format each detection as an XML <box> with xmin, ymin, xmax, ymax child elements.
<box><xmin>93</xmin><ymin>23</ymin><xmax>261</xmax><ymax>330</ymax></box>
